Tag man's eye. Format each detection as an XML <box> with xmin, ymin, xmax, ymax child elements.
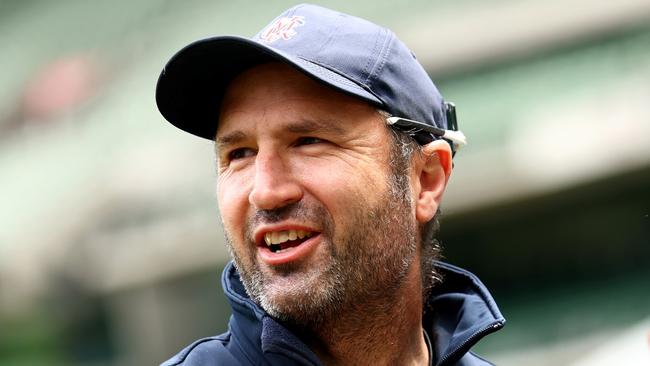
<box><xmin>295</xmin><ymin>137</ymin><xmax>324</xmax><ymax>146</ymax></box>
<box><xmin>228</xmin><ymin>148</ymin><xmax>255</xmax><ymax>161</ymax></box>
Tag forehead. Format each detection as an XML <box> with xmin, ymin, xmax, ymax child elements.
<box><xmin>216</xmin><ymin>63</ymin><xmax>383</xmax><ymax>137</ymax></box>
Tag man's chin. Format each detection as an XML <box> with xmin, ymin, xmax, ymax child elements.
<box><xmin>255</xmin><ymin>267</ymin><xmax>343</xmax><ymax>325</ymax></box>
<box><xmin>260</xmin><ymin>266</ymin><xmax>327</xmax><ymax>302</ymax></box>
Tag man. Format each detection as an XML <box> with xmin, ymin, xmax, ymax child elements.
<box><xmin>156</xmin><ymin>4</ymin><xmax>504</xmax><ymax>366</ymax></box>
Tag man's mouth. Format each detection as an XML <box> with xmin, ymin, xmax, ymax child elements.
<box><xmin>263</xmin><ymin>230</ymin><xmax>315</xmax><ymax>253</ymax></box>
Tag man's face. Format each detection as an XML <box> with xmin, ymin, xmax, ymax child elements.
<box><xmin>216</xmin><ymin>63</ymin><xmax>420</xmax><ymax>326</ymax></box>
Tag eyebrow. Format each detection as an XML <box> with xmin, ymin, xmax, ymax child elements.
<box><xmin>215</xmin><ymin>118</ymin><xmax>346</xmax><ymax>148</ymax></box>
<box><xmin>286</xmin><ymin>118</ymin><xmax>346</xmax><ymax>135</ymax></box>
<box><xmin>215</xmin><ymin>130</ymin><xmax>246</xmax><ymax>147</ymax></box>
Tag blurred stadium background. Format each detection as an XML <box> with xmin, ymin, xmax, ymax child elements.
<box><xmin>1</xmin><ymin>0</ymin><xmax>649</xmax><ymax>365</ymax></box>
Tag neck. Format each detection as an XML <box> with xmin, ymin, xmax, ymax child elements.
<box><xmin>294</xmin><ymin>262</ymin><xmax>429</xmax><ymax>366</ymax></box>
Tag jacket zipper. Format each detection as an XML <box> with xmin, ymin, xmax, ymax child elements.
<box><xmin>437</xmin><ymin>320</ymin><xmax>505</xmax><ymax>366</ymax></box>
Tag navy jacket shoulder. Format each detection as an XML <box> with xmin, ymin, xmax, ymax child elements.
<box><xmin>161</xmin><ymin>261</ymin><xmax>505</xmax><ymax>366</ymax></box>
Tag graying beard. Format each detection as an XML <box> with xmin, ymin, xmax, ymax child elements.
<box><xmin>223</xmin><ymin>219</ymin><xmax>347</xmax><ymax>327</ymax></box>
<box><xmin>224</xmin><ymin>180</ymin><xmax>417</xmax><ymax>329</ymax></box>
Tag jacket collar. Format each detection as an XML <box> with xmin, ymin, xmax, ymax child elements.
<box><xmin>424</xmin><ymin>262</ymin><xmax>505</xmax><ymax>365</ymax></box>
<box><xmin>221</xmin><ymin>261</ymin><xmax>504</xmax><ymax>366</ymax></box>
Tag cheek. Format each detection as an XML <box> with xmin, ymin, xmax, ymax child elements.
<box><xmin>298</xmin><ymin>161</ymin><xmax>387</xmax><ymax>218</ymax></box>
<box><xmin>217</xmin><ymin>174</ymin><xmax>252</xmax><ymax>236</ymax></box>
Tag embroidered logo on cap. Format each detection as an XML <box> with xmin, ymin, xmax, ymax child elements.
<box><xmin>259</xmin><ymin>16</ymin><xmax>305</xmax><ymax>43</ymax></box>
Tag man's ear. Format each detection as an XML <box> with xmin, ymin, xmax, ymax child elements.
<box><xmin>414</xmin><ymin>140</ymin><xmax>452</xmax><ymax>224</ymax></box>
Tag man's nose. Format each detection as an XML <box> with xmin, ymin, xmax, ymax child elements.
<box><xmin>248</xmin><ymin>150</ymin><xmax>303</xmax><ymax>210</ymax></box>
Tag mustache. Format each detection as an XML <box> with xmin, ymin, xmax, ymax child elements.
<box><xmin>253</xmin><ymin>202</ymin><xmax>306</xmax><ymax>224</ymax></box>
<box><xmin>245</xmin><ymin>201</ymin><xmax>331</xmax><ymax>239</ymax></box>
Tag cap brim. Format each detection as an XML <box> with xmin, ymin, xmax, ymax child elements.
<box><xmin>155</xmin><ymin>36</ymin><xmax>383</xmax><ymax>140</ymax></box>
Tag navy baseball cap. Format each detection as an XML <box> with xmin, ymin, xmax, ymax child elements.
<box><xmin>156</xmin><ymin>3</ymin><xmax>462</xmax><ymax>149</ymax></box>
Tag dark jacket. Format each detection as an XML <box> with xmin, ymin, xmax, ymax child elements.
<box><xmin>161</xmin><ymin>261</ymin><xmax>505</xmax><ymax>366</ymax></box>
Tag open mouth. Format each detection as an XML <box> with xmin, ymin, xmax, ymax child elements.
<box><xmin>262</xmin><ymin>229</ymin><xmax>316</xmax><ymax>253</ymax></box>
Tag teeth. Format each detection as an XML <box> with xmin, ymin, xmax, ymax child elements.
<box><xmin>264</xmin><ymin>230</ymin><xmax>313</xmax><ymax>246</ymax></box>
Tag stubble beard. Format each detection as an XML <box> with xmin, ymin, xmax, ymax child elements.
<box><xmin>224</xmin><ymin>173</ymin><xmax>419</xmax><ymax>329</ymax></box>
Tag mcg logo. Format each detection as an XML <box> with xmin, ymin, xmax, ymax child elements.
<box><xmin>259</xmin><ymin>16</ymin><xmax>305</xmax><ymax>43</ymax></box>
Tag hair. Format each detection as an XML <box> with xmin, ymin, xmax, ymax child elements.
<box><xmin>379</xmin><ymin>110</ymin><xmax>443</xmax><ymax>300</ymax></box>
